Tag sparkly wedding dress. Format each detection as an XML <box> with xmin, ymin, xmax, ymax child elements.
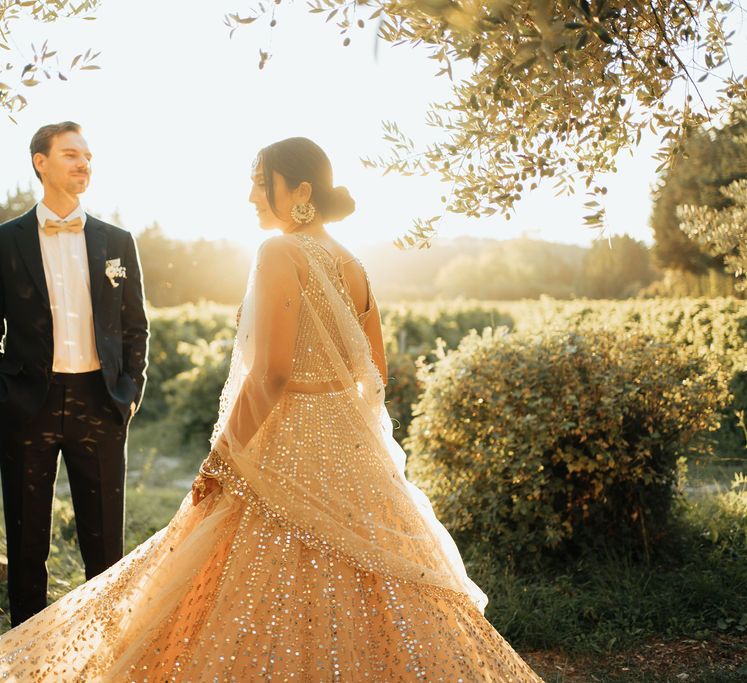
<box><xmin>0</xmin><ymin>233</ymin><xmax>542</xmax><ymax>682</ymax></box>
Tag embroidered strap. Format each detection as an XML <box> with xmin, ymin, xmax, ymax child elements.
<box><xmin>293</xmin><ymin>233</ymin><xmax>374</xmax><ymax>322</ymax></box>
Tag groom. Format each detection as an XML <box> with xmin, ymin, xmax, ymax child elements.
<box><xmin>0</xmin><ymin>121</ymin><xmax>148</xmax><ymax>626</ymax></box>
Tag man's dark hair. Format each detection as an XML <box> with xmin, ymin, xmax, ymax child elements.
<box><xmin>29</xmin><ymin>121</ymin><xmax>82</xmax><ymax>181</ymax></box>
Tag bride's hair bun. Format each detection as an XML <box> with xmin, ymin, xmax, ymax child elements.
<box><xmin>322</xmin><ymin>186</ymin><xmax>355</xmax><ymax>223</ymax></box>
<box><xmin>257</xmin><ymin>138</ymin><xmax>356</xmax><ymax>224</ymax></box>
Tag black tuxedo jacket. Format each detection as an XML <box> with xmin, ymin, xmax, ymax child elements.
<box><xmin>0</xmin><ymin>207</ymin><xmax>149</xmax><ymax>424</ymax></box>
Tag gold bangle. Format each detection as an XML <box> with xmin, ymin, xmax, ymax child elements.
<box><xmin>198</xmin><ymin>450</ymin><xmax>221</xmax><ymax>479</ymax></box>
<box><xmin>198</xmin><ymin>463</ymin><xmax>217</xmax><ymax>479</ymax></box>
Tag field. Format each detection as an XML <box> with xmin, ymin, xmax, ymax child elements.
<box><xmin>0</xmin><ymin>297</ymin><xmax>745</xmax><ymax>682</ymax></box>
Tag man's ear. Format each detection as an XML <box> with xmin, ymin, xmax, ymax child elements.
<box><xmin>32</xmin><ymin>152</ymin><xmax>46</xmax><ymax>179</ymax></box>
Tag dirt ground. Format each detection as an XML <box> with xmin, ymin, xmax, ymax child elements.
<box><xmin>523</xmin><ymin>635</ymin><xmax>747</xmax><ymax>682</ymax></box>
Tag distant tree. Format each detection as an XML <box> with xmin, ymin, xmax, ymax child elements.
<box><xmin>136</xmin><ymin>224</ymin><xmax>179</xmax><ymax>306</ymax></box>
<box><xmin>678</xmin><ymin>102</ymin><xmax>747</xmax><ymax>291</ymax></box>
<box><xmin>640</xmin><ymin>267</ymin><xmax>744</xmax><ymax>298</ymax></box>
<box><xmin>435</xmin><ymin>238</ymin><xmax>584</xmax><ymax>299</ymax></box>
<box><xmin>435</xmin><ymin>254</ymin><xmax>484</xmax><ymax>298</ymax></box>
<box><xmin>0</xmin><ymin>186</ymin><xmax>36</xmax><ymax>223</ymax></box>
<box><xmin>231</xmin><ymin>0</ymin><xmax>746</xmax><ymax>246</ymax></box>
<box><xmin>578</xmin><ymin>234</ymin><xmax>657</xmax><ymax>299</ymax></box>
<box><xmin>136</xmin><ymin>224</ymin><xmax>251</xmax><ymax>307</ymax></box>
<box><xmin>362</xmin><ymin>237</ymin><xmax>497</xmax><ymax>300</ymax></box>
<box><xmin>650</xmin><ymin>102</ymin><xmax>747</xmax><ymax>273</ymax></box>
<box><xmin>679</xmin><ymin>178</ymin><xmax>747</xmax><ymax>291</ymax></box>
<box><xmin>0</xmin><ymin>1</ymin><xmax>101</xmax><ymax>121</ymax></box>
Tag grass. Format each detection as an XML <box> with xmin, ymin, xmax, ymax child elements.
<box><xmin>0</xmin><ymin>420</ymin><xmax>195</xmax><ymax>632</ymax></box>
<box><xmin>127</xmin><ymin>419</ymin><xmax>206</xmax><ymax>489</ymax></box>
<box><xmin>686</xmin><ymin>455</ymin><xmax>747</xmax><ymax>497</ymax></box>
<box><xmin>468</xmin><ymin>460</ymin><xmax>747</xmax><ymax>681</ymax></box>
<box><xmin>476</xmin><ymin>517</ymin><xmax>747</xmax><ymax>654</ymax></box>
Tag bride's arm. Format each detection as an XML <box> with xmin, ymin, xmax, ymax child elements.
<box><xmin>363</xmin><ymin>297</ymin><xmax>387</xmax><ymax>387</ymax></box>
<box><xmin>215</xmin><ymin>237</ymin><xmax>303</xmax><ymax>454</ymax></box>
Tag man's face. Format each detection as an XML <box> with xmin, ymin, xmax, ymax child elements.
<box><xmin>34</xmin><ymin>131</ymin><xmax>92</xmax><ymax>196</ymax></box>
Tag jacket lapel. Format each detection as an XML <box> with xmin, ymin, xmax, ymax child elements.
<box><xmin>13</xmin><ymin>207</ymin><xmax>50</xmax><ymax>308</ymax></box>
<box><xmin>85</xmin><ymin>215</ymin><xmax>107</xmax><ymax>311</ymax></box>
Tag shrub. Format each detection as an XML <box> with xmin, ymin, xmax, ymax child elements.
<box><xmin>140</xmin><ymin>303</ymin><xmax>236</xmax><ymax>421</ymax></box>
<box><xmin>383</xmin><ymin>350</ymin><xmax>421</xmax><ymax>442</ymax></box>
<box><xmin>406</xmin><ymin>329</ymin><xmax>731</xmax><ymax>567</ymax></box>
<box><xmin>381</xmin><ymin>301</ymin><xmax>513</xmax><ymax>443</ymax></box>
<box><xmin>381</xmin><ymin>301</ymin><xmax>513</xmax><ymax>356</ymax></box>
<box><xmin>162</xmin><ymin>338</ymin><xmax>233</xmax><ymax>446</ymax></box>
<box><xmin>501</xmin><ymin>297</ymin><xmax>747</xmax><ymax>455</ymax></box>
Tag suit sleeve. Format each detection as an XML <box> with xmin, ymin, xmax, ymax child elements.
<box><xmin>0</xmin><ymin>234</ymin><xmax>5</xmax><ymax>359</ymax></box>
<box><xmin>121</xmin><ymin>232</ymin><xmax>149</xmax><ymax>410</ymax></box>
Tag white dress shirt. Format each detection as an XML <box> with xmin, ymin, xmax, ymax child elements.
<box><xmin>36</xmin><ymin>202</ymin><xmax>101</xmax><ymax>373</ymax></box>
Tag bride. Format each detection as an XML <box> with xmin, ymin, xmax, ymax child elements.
<box><xmin>0</xmin><ymin>137</ymin><xmax>542</xmax><ymax>682</ymax></box>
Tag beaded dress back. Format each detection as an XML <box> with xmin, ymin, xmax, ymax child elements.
<box><xmin>0</xmin><ymin>234</ymin><xmax>543</xmax><ymax>682</ymax></box>
<box><xmin>288</xmin><ymin>233</ymin><xmax>370</xmax><ymax>383</ymax></box>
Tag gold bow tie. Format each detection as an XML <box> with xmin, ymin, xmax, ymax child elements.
<box><xmin>43</xmin><ymin>217</ymin><xmax>84</xmax><ymax>236</ymax></box>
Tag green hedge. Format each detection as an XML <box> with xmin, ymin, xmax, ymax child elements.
<box><xmin>381</xmin><ymin>301</ymin><xmax>513</xmax><ymax>355</ymax></box>
<box><xmin>501</xmin><ymin>297</ymin><xmax>747</xmax><ymax>454</ymax></box>
<box><xmin>380</xmin><ymin>301</ymin><xmax>513</xmax><ymax>441</ymax></box>
<box><xmin>140</xmin><ymin>303</ymin><xmax>236</xmax><ymax>422</ymax></box>
<box><xmin>405</xmin><ymin>328</ymin><xmax>731</xmax><ymax>568</ymax></box>
<box><xmin>142</xmin><ymin>298</ymin><xmax>747</xmax><ymax>455</ymax></box>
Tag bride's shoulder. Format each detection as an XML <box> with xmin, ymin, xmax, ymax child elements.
<box><xmin>258</xmin><ymin>234</ymin><xmax>303</xmax><ymax>258</ymax></box>
<box><xmin>256</xmin><ymin>235</ymin><xmax>307</xmax><ymax>274</ymax></box>
<box><xmin>334</xmin><ymin>242</ymin><xmax>358</xmax><ymax>264</ymax></box>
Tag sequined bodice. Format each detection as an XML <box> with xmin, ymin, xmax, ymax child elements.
<box><xmin>289</xmin><ymin>234</ymin><xmax>367</xmax><ymax>383</ymax></box>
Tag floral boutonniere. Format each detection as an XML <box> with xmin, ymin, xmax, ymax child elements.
<box><xmin>105</xmin><ymin>258</ymin><xmax>127</xmax><ymax>288</ymax></box>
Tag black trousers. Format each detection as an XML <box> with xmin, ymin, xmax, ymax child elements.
<box><xmin>0</xmin><ymin>370</ymin><xmax>128</xmax><ymax>627</ymax></box>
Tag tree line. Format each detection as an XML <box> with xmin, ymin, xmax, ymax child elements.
<box><xmin>0</xmin><ymin>192</ymin><xmax>661</xmax><ymax>302</ymax></box>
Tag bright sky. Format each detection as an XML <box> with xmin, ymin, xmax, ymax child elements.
<box><xmin>0</xmin><ymin>1</ymin><xmax>745</xmax><ymax>253</ymax></box>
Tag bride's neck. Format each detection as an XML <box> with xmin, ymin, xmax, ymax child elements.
<box><xmin>284</xmin><ymin>220</ymin><xmax>325</xmax><ymax>237</ymax></box>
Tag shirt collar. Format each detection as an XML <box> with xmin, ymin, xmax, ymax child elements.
<box><xmin>37</xmin><ymin>202</ymin><xmax>87</xmax><ymax>231</ymax></box>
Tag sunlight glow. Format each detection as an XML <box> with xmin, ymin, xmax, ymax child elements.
<box><xmin>0</xmin><ymin>1</ymin><xmax>744</xmax><ymax>252</ymax></box>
